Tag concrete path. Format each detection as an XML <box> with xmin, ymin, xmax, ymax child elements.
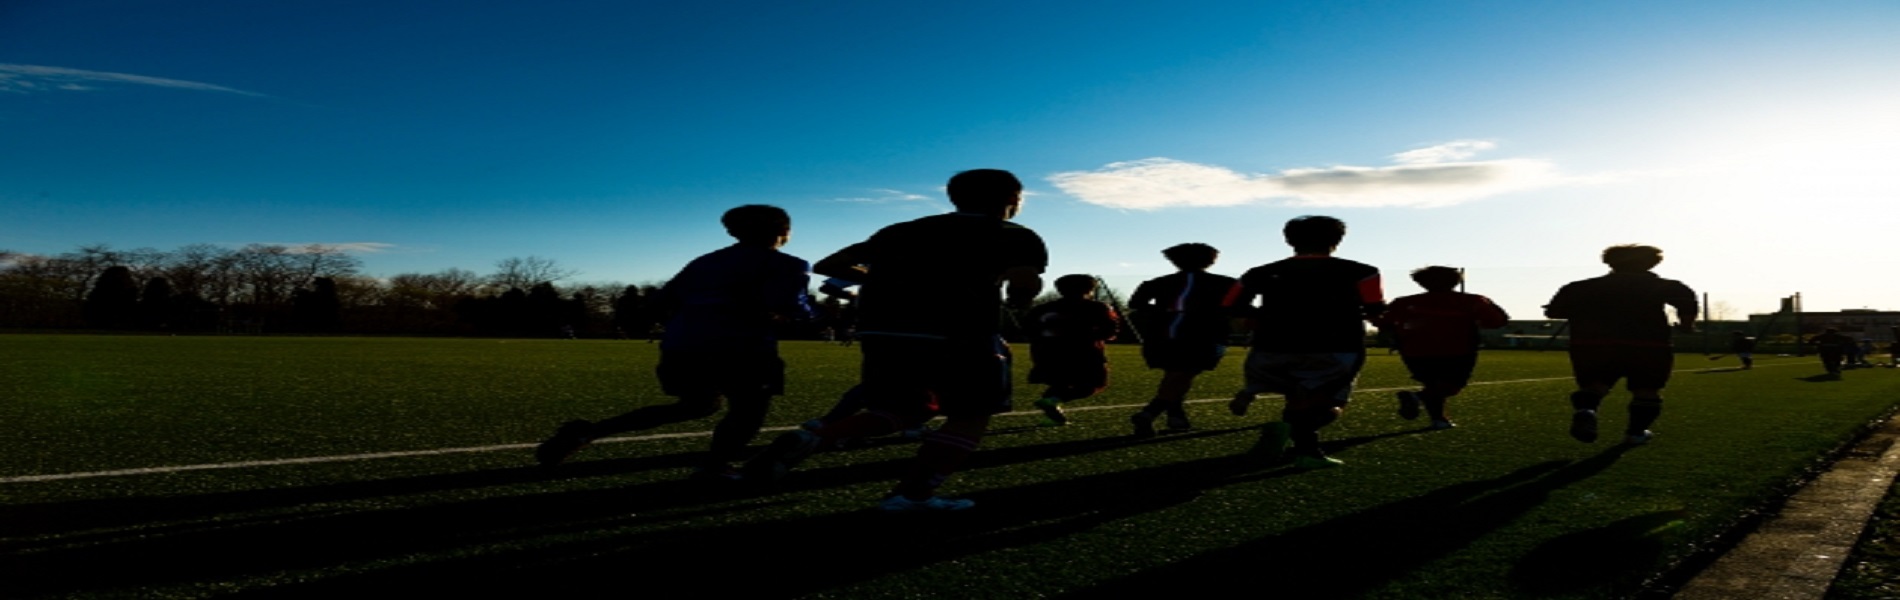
<box><xmin>1675</xmin><ymin>411</ymin><xmax>1900</xmax><ymax>599</ymax></box>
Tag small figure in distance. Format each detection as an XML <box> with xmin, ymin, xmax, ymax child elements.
<box><xmin>534</xmin><ymin>205</ymin><xmax>812</xmax><ymax>480</ymax></box>
<box><xmin>1729</xmin><ymin>331</ymin><xmax>1757</xmax><ymax>370</ymax></box>
<box><xmin>745</xmin><ymin>168</ymin><xmax>1046</xmax><ymax>512</ymax></box>
<box><xmin>1806</xmin><ymin>327</ymin><xmax>1853</xmax><ymax>378</ymax></box>
<box><xmin>1373</xmin><ymin>266</ymin><xmax>1509</xmax><ymax>431</ymax></box>
<box><xmin>1225</xmin><ymin>216</ymin><xmax>1385</xmax><ymax>468</ymax></box>
<box><xmin>1126</xmin><ymin>243</ymin><xmax>1237</xmax><ymax>437</ymax></box>
<box><xmin>1026</xmin><ymin>275</ymin><xmax>1121</xmax><ymax>426</ymax></box>
<box><xmin>1858</xmin><ymin>339</ymin><xmax>1877</xmax><ymax>367</ymax></box>
<box><xmin>1544</xmin><ymin>244</ymin><xmax>1698</xmax><ymax>446</ymax></box>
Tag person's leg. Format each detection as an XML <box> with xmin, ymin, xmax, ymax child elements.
<box><xmin>892</xmin><ymin>413</ymin><xmax>990</xmax><ymax>501</ymax></box>
<box><xmin>706</xmin><ymin>392</ymin><xmax>771</xmax><ymax>469</ymax></box>
<box><xmin>538</xmin><ymin>394</ymin><xmax>722</xmax><ymax>466</ymax></box>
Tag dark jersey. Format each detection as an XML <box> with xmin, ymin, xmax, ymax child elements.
<box><xmin>1809</xmin><ymin>331</ymin><xmax>1853</xmax><ymax>352</ymax></box>
<box><xmin>844</xmin><ymin>213</ymin><xmax>1048</xmax><ymax>338</ymax></box>
<box><xmin>655</xmin><ymin>244</ymin><xmax>812</xmax><ymax>353</ymax></box>
<box><xmin>1376</xmin><ymin>291</ymin><xmax>1510</xmax><ymax>357</ymax></box>
<box><xmin>1543</xmin><ymin>271</ymin><xmax>1696</xmax><ymax>347</ymax></box>
<box><xmin>1226</xmin><ymin>256</ymin><xmax>1385</xmax><ymax>353</ymax></box>
<box><xmin>1730</xmin><ymin>336</ymin><xmax>1757</xmax><ymax>353</ymax></box>
<box><xmin>1129</xmin><ymin>271</ymin><xmax>1237</xmax><ymax>344</ymax></box>
<box><xmin>1025</xmin><ymin>298</ymin><xmax>1119</xmax><ymax>351</ymax></box>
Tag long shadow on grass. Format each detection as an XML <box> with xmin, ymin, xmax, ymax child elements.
<box><xmin>1061</xmin><ymin>445</ymin><xmax>1635</xmax><ymax>599</ymax></box>
<box><xmin>0</xmin><ymin>428</ymin><xmax>1390</xmax><ymax>598</ymax></box>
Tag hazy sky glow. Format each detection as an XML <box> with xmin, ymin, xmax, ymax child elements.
<box><xmin>3</xmin><ymin>1</ymin><xmax>1897</xmax><ymax>319</ymax></box>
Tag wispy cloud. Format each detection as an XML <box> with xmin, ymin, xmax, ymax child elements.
<box><xmin>278</xmin><ymin>243</ymin><xmax>397</xmax><ymax>254</ymax></box>
<box><xmin>828</xmin><ymin>189</ymin><xmax>932</xmax><ymax>203</ymax></box>
<box><xmin>1048</xmin><ymin>140</ymin><xmax>1578</xmax><ymax>210</ymax></box>
<box><xmin>0</xmin><ymin>63</ymin><xmax>264</xmax><ymax>97</ymax></box>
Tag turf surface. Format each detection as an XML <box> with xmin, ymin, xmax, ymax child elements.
<box><xmin>3</xmin><ymin>335</ymin><xmax>1897</xmax><ymax>598</ymax></box>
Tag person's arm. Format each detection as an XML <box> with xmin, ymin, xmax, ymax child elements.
<box><xmin>813</xmin><ymin>243</ymin><xmax>872</xmax><ymax>282</ymax></box>
<box><xmin>1002</xmin><ymin>266</ymin><xmax>1042</xmax><ymax>310</ymax></box>
<box><xmin>766</xmin><ymin>259</ymin><xmax>815</xmax><ymax>321</ymax></box>
<box><xmin>1543</xmin><ymin>285</ymin><xmax>1574</xmax><ymax>319</ymax></box>
<box><xmin>1357</xmin><ymin>271</ymin><xmax>1387</xmax><ymax>323</ymax></box>
<box><xmin>1474</xmin><ymin>295</ymin><xmax>1510</xmax><ymax>329</ymax></box>
<box><xmin>1666</xmin><ymin>281</ymin><xmax>1699</xmax><ymax>333</ymax></box>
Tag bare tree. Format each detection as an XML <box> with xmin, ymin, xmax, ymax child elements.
<box><xmin>1711</xmin><ymin>300</ymin><xmax>1739</xmax><ymax>321</ymax></box>
<box><xmin>489</xmin><ymin>256</ymin><xmax>577</xmax><ymax>291</ymax></box>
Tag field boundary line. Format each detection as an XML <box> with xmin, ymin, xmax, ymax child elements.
<box><xmin>0</xmin><ymin>361</ymin><xmax>1809</xmax><ymax>485</ymax></box>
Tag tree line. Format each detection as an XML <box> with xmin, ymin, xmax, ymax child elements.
<box><xmin>0</xmin><ymin>244</ymin><xmax>686</xmax><ymax>338</ymax></box>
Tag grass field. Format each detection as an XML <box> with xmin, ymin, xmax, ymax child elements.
<box><xmin>4</xmin><ymin>335</ymin><xmax>1899</xmax><ymax>599</ymax></box>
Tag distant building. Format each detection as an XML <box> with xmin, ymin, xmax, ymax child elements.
<box><xmin>1749</xmin><ymin>309</ymin><xmax>1899</xmax><ymax>342</ymax></box>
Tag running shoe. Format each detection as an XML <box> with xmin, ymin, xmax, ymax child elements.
<box><xmin>1623</xmin><ymin>430</ymin><xmax>1656</xmax><ymax>446</ymax></box>
<box><xmin>1229</xmin><ymin>390</ymin><xmax>1257</xmax><ymax>416</ymax></box>
<box><xmin>1130</xmin><ymin>411</ymin><xmax>1158</xmax><ymax>438</ymax></box>
<box><xmin>1034</xmin><ymin>397</ymin><xmax>1068</xmax><ymax>426</ymax></box>
<box><xmin>1165</xmin><ymin>408</ymin><xmax>1193</xmax><ymax>432</ymax></box>
<box><xmin>1569</xmin><ymin>409</ymin><xmax>1598</xmax><ymax>443</ymax></box>
<box><xmin>1293</xmin><ymin>453</ymin><xmax>1345</xmax><ymax>469</ymax></box>
<box><xmin>742</xmin><ymin>429</ymin><xmax>822</xmax><ymax>483</ymax></box>
<box><xmin>1396</xmin><ymin>391</ymin><xmax>1422</xmax><ymax>420</ymax></box>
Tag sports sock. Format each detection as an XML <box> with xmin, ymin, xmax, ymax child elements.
<box><xmin>1628</xmin><ymin>397</ymin><xmax>1662</xmax><ymax>434</ymax></box>
<box><xmin>1569</xmin><ymin>390</ymin><xmax>1604</xmax><ymax>412</ymax></box>
<box><xmin>893</xmin><ymin>430</ymin><xmax>982</xmax><ymax>500</ymax></box>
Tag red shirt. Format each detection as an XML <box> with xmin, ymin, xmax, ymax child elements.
<box><xmin>1376</xmin><ymin>291</ymin><xmax>1509</xmax><ymax>357</ymax></box>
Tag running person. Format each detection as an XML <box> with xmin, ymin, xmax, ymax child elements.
<box><xmin>534</xmin><ymin>205</ymin><xmax>812</xmax><ymax>479</ymax></box>
<box><xmin>1126</xmin><ymin>243</ymin><xmax>1236</xmax><ymax>437</ymax></box>
<box><xmin>1374</xmin><ymin>266</ymin><xmax>1509</xmax><ymax>430</ymax></box>
<box><xmin>1729</xmin><ymin>331</ymin><xmax>1757</xmax><ymax>370</ymax></box>
<box><xmin>1026</xmin><ymin>275</ymin><xmax>1120</xmax><ymax>426</ymax></box>
<box><xmin>1225</xmin><ymin>216</ymin><xmax>1385</xmax><ymax>468</ymax></box>
<box><xmin>745</xmin><ymin>169</ymin><xmax>1046</xmax><ymax>512</ymax></box>
<box><xmin>1544</xmin><ymin>244</ymin><xmax>1697</xmax><ymax>445</ymax></box>
<box><xmin>1807</xmin><ymin>328</ymin><xmax>1853</xmax><ymax>377</ymax></box>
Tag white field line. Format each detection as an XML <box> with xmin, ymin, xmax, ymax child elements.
<box><xmin>0</xmin><ymin>361</ymin><xmax>1804</xmax><ymax>485</ymax></box>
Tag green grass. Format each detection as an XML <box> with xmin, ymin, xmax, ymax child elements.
<box><xmin>2</xmin><ymin>335</ymin><xmax>1898</xmax><ymax>599</ymax></box>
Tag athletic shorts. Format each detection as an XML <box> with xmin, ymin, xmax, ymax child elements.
<box><xmin>1400</xmin><ymin>354</ymin><xmax>1479</xmax><ymax>389</ymax></box>
<box><xmin>1027</xmin><ymin>345</ymin><xmax>1109</xmax><ymax>389</ymax></box>
<box><xmin>859</xmin><ymin>333</ymin><xmax>1014</xmax><ymax>418</ymax></box>
<box><xmin>1567</xmin><ymin>345</ymin><xmax>1674</xmax><ymax>391</ymax></box>
<box><xmin>1242</xmin><ymin>350</ymin><xmax>1364</xmax><ymax>409</ymax></box>
<box><xmin>656</xmin><ymin>347</ymin><xmax>785</xmax><ymax>398</ymax></box>
<box><xmin>1141</xmin><ymin>338</ymin><xmax>1227</xmax><ymax>373</ymax></box>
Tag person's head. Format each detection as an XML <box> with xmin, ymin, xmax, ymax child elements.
<box><xmin>1284</xmin><ymin>215</ymin><xmax>1346</xmax><ymax>254</ymax></box>
<box><xmin>1601</xmin><ymin>244</ymin><xmax>1663</xmax><ymax>272</ymax></box>
<box><xmin>946</xmin><ymin>169</ymin><xmax>1025</xmax><ymax>218</ymax></box>
<box><xmin>1162</xmin><ymin>243</ymin><xmax>1219</xmax><ymax>272</ymax></box>
<box><xmin>1410</xmin><ymin>266</ymin><xmax>1462</xmax><ymax>292</ymax></box>
<box><xmin>722</xmin><ymin>204</ymin><xmax>792</xmax><ymax>247</ymax></box>
<box><xmin>1054</xmin><ymin>274</ymin><xmax>1098</xmax><ymax>299</ymax></box>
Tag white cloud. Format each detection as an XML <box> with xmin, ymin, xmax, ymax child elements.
<box><xmin>1048</xmin><ymin>140</ymin><xmax>1576</xmax><ymax>210</ymax></box>
<box><xmin>829</xmin><ymin>189</ymin><xmax>931</xmax><ymax>203</ymax></box>
<box><xmin>0</xmin><ymin>63</ymin><xmax>264</xmax><ymax>97</ymax></box>
<box><xmin>1391</xmin><ymin>140</ymin><xmax>1495</xmax><ymax>165</ymax></box>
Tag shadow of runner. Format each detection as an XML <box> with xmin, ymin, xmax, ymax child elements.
<box><xmin>1509</xmin><ymin>510</ymin><xmax>1688</xmax><ymax>595</ymax></box>
<box><xmin>223</xmin><ymin>429</ymin><xmax>1423</xmax><ymax>598</ymax></box>
<box><xmin>1061</xmin><ymin>446</ymin><xmax>1633</xmax><ymax>599</ymax></box>
<box><xmin>0</xmin><ymin>427</ymin><xmax>1268</xmax><ymax>597</ymax></box>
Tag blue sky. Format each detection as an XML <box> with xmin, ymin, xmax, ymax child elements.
<box><xmin>4</xmin><ymin>1</ymin><xmax>1897</xmax><ymax>319</ymax></box>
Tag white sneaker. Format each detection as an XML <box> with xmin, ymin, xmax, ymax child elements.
<box><xmin>1623</xmin><ymin>430</ymin><xmax>1656</xmax><ymax>445</ymax></box>
<box><xmin>879</xmin><ymin>495</ymin><xmax>975</xmax><ymax>512</ymax></box>
<box><xmin>1429</xmin><ymin>419</ymin><xmax>1456</xmax><ymax>431</ymax></box>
